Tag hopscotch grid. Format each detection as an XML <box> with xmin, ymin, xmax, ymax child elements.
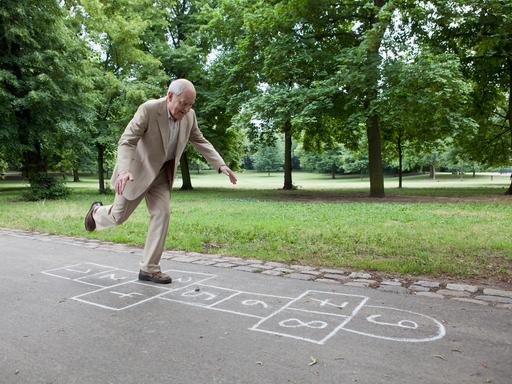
<box><xmin>319</xmin><ymin>296</ymin><xmax>369</xmax><ymax>344</ymax></box>
<box><xmin>43</xmin><ymin>263</ymin><xmax>447</xmax><ymax>344</ymax></box>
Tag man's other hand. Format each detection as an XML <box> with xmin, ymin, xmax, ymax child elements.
<box><xmin>219</xmin><ymin>165</ymin><xmax>237</xmax><ymax>185</ymax></box>
<box><xmin>115</xmin><ymin>172</ymin><xmax>134</xmax><ymax>195</ymax></box>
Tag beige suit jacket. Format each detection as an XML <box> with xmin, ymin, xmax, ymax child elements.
<box><xmin>110</xmin><ymin>97</ymin><xmax>225</xmax><ymax>200</ymax></box>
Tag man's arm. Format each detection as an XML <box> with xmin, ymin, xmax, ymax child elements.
<box><xmin>188</xmin><ymin>111</ymin><xmax>237</xmax><ymax>184</ymax></box>
<box><xmin>115</xmin><ymin>103</ymin><xmax>149</xmax><ymax>194</ymax></box>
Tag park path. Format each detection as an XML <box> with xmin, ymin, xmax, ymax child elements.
<box><xmin>0</xmin><ymin>229</ymin><xmax>511</xmax><ymax>384</ymax></box>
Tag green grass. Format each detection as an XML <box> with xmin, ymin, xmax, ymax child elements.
<box><xmin>1</xmin><ymin>171</ymin><xmax>511</xmax><ymax>281</ymax></box>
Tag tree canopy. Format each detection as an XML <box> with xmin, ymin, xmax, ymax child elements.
<box><xmin>1</xmin><ymin>0</ymin><xmax>510</xmax><ymax>195</ymax></box>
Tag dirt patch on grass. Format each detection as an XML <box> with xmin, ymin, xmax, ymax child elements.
<box><xmin>431</xmin><ymin>209</ymin><xmax>506</xmax><ymax>218</ymax></box>
<box><xmin>268</xmin><ymin>192</ymin><xmax>512</xmax><ymax>204</ymax></box>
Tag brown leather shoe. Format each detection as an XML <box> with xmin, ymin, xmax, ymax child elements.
<box><xmin>84</xmin><ymin>201</ymin><xmax>102</xmax><ymax>232</ymax></box>
<box><xmin>138</xmin><ymin>270</ymin><xmax>172</xmax><ymax>284</ymax></box>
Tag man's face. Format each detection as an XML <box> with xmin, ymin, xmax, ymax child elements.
<box><xmin>167</xmin><ymin>88</ymin><xmax>196</xmax><ymax>121</ymax></box>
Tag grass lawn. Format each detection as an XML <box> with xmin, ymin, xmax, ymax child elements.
<box><xmin>1</xmin><ymin>171</ymin><xmax>511</xmax><ymax>282</ymax></box>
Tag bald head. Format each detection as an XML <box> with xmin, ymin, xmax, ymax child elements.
<box><xmin>167</xmin><ymin>79</ymin><xmax>196</xmax><ymax>121</ymax></box>
<box><xmin>168</xmin><ymin>79</ymin><xmax>196</xmax><ymax>96</ymax></box>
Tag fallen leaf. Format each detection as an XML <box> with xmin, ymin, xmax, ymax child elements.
<box><xmin>309</xmin><ymin>356</ymin><xmax>318</xmax><ymax>366</ymax></box>
<box><xmin>256</xmin><ymin>361</ymin><xmax>263</xmax><ymax>366</ymax></box>
<box><xmin>433</xmin><ymin>355</ymin><xmax>446</xmax><ymax>360</ymax></box>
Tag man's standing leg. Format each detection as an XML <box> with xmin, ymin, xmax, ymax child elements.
<box><xmin>138</xmin><ymin>170</ymin><xmax>172</xmax><ymax>283</ymax></box>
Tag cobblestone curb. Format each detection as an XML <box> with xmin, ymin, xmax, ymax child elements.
<box><xmin>3</xmin><ymin>227</ymin><xmax>512</xmax><ymax>310</ymax></box>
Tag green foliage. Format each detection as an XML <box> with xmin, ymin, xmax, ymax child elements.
<box><xmin>2</xmin><ymin>0</ymin><xmax>510</xmax><ymax>195</ymax></box>
<box><xmin>378</xmin><ymin>51</ymin><xmax>477</xmax><ymax>171</ymax></box>
<box><xmin>0</xmin><ymin>0</ymin><xmax>95</xmax><ymax>177</ymax></box>
<box><xmin>22</xmin><ymin>173</ymin><xmax>70</xmax><ymax>201</ymax></box>
<box><xmin>419</xmin><ymin>0</ymin><xmax>512</xmax><ymax>169</ymax></box>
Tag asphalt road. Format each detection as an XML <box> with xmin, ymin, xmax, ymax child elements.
<box><xmin>1</xmin><ymin>233</ymin><xmax>511</xmax><ymax>384</ymax></box>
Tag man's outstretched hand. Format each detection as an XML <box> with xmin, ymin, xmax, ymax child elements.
<box><xmin>219</xmin><ymin>165</ymin><xmax>237</xmax><ymax>185</ymax></box>
<box><xmin>115</xmin><ymin>172</ymin><xmax>134</xmax><ymax>195</ymax></box>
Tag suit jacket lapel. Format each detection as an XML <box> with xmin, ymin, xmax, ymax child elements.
<box><xmin>157</xmin><ymin>97</ymin><xmax>169</xmax><ymax>155</ymax></box>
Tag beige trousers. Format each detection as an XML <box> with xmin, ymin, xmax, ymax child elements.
<box><xmin>93</xmin><ymin>170</ymin><xmax>171</xmax><ymax>273</ymax></box>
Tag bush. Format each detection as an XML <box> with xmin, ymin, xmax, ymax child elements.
<box><xmin>23</xmin><ymin>173</ymin><xmax>71</xmax><ymax>201</ymax></box>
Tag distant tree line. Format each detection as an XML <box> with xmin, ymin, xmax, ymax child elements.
<box><xmin>1</xmin><ymin>0</ymin><xmax>511</xmax><ymax>196</ymax></box>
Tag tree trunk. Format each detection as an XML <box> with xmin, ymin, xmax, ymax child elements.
<box><xmin>367</xmin><ymin>115</ymin><xmax>385</xmax><ymax>197</ymax></box>
<box><xmin>398</xmin><ymin>133</ymin><xmax>403</xmax><ymax>189</ymax></box>
<box><xmin>17</xmin><ymin>108</ymin><xmax>45</xmax><ymax>179</ymax></box>
<box><xmin>73</xmin><ymin>168</ymin><xmax>80</xmax><ymax>182</ymax></box>
<box><xmin>97</xmin><ymin>143</ymin><xmax>106</xmax><ymax>194</ymax></box>
<box><xmin>331</xmin><ymin>165</ymin><xmax>336</xmax><ymax>179</ymax></box>
<box><xmin>363</xmin><ymin>0</ymin><xmax>390</xmax><ymax>198</ymax></box>
<box><xmin>22</xmin><ymin>140</ymin><xmax>46</xmax><ymax>179</ymax></box>
<box><xmin>283</xmin><ymin>119</ymin><xmax>293</xmax><ymax>190</ymax></box>
<box><xmin>430</xmin><ymin>164</ymin><xmax>436</xmax><ymax>180</ymax></box>
<box><xmin>180</xmin><ymin>152</ymin><xmax>193</xmax><ymax>190</ymax></box>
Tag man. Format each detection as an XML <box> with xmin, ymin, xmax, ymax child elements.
<box><xmin>84</xmin><ymin>79</ymin><xmax>237</xmax><ymax>284</ymax></box>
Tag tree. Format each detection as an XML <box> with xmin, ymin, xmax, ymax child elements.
<box><xmin>253</xmin><ymin>142</ymin><xmax>283</xmax><ymax>176</ymax></box>
<box><xmin>210</xmin><ymin>0</ymin><xmax>352</xmax><ymax>190</ymax></box>
<box><xmin>378</xmin><ymin>52</ymin><xmax>476</xmax><ymax>188</ymax></box>
<box><xmin>0</xmin><ymin>0</ymin><xmax>94</xmax><ymax>179</ymax></box>
<box><xmin>419</xmin><ymin>0</ymin><xmax>512</xmax><ymax>193</ymax></box>
<box><xmin>72</xmin><ymin>0</ymin><xmax>166</xmax><ymax>193</ymax></box>
<box><xmin>297</xmin><ymin>145</ymin><xmax>344</xmax><ymax>178</ymax></box>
